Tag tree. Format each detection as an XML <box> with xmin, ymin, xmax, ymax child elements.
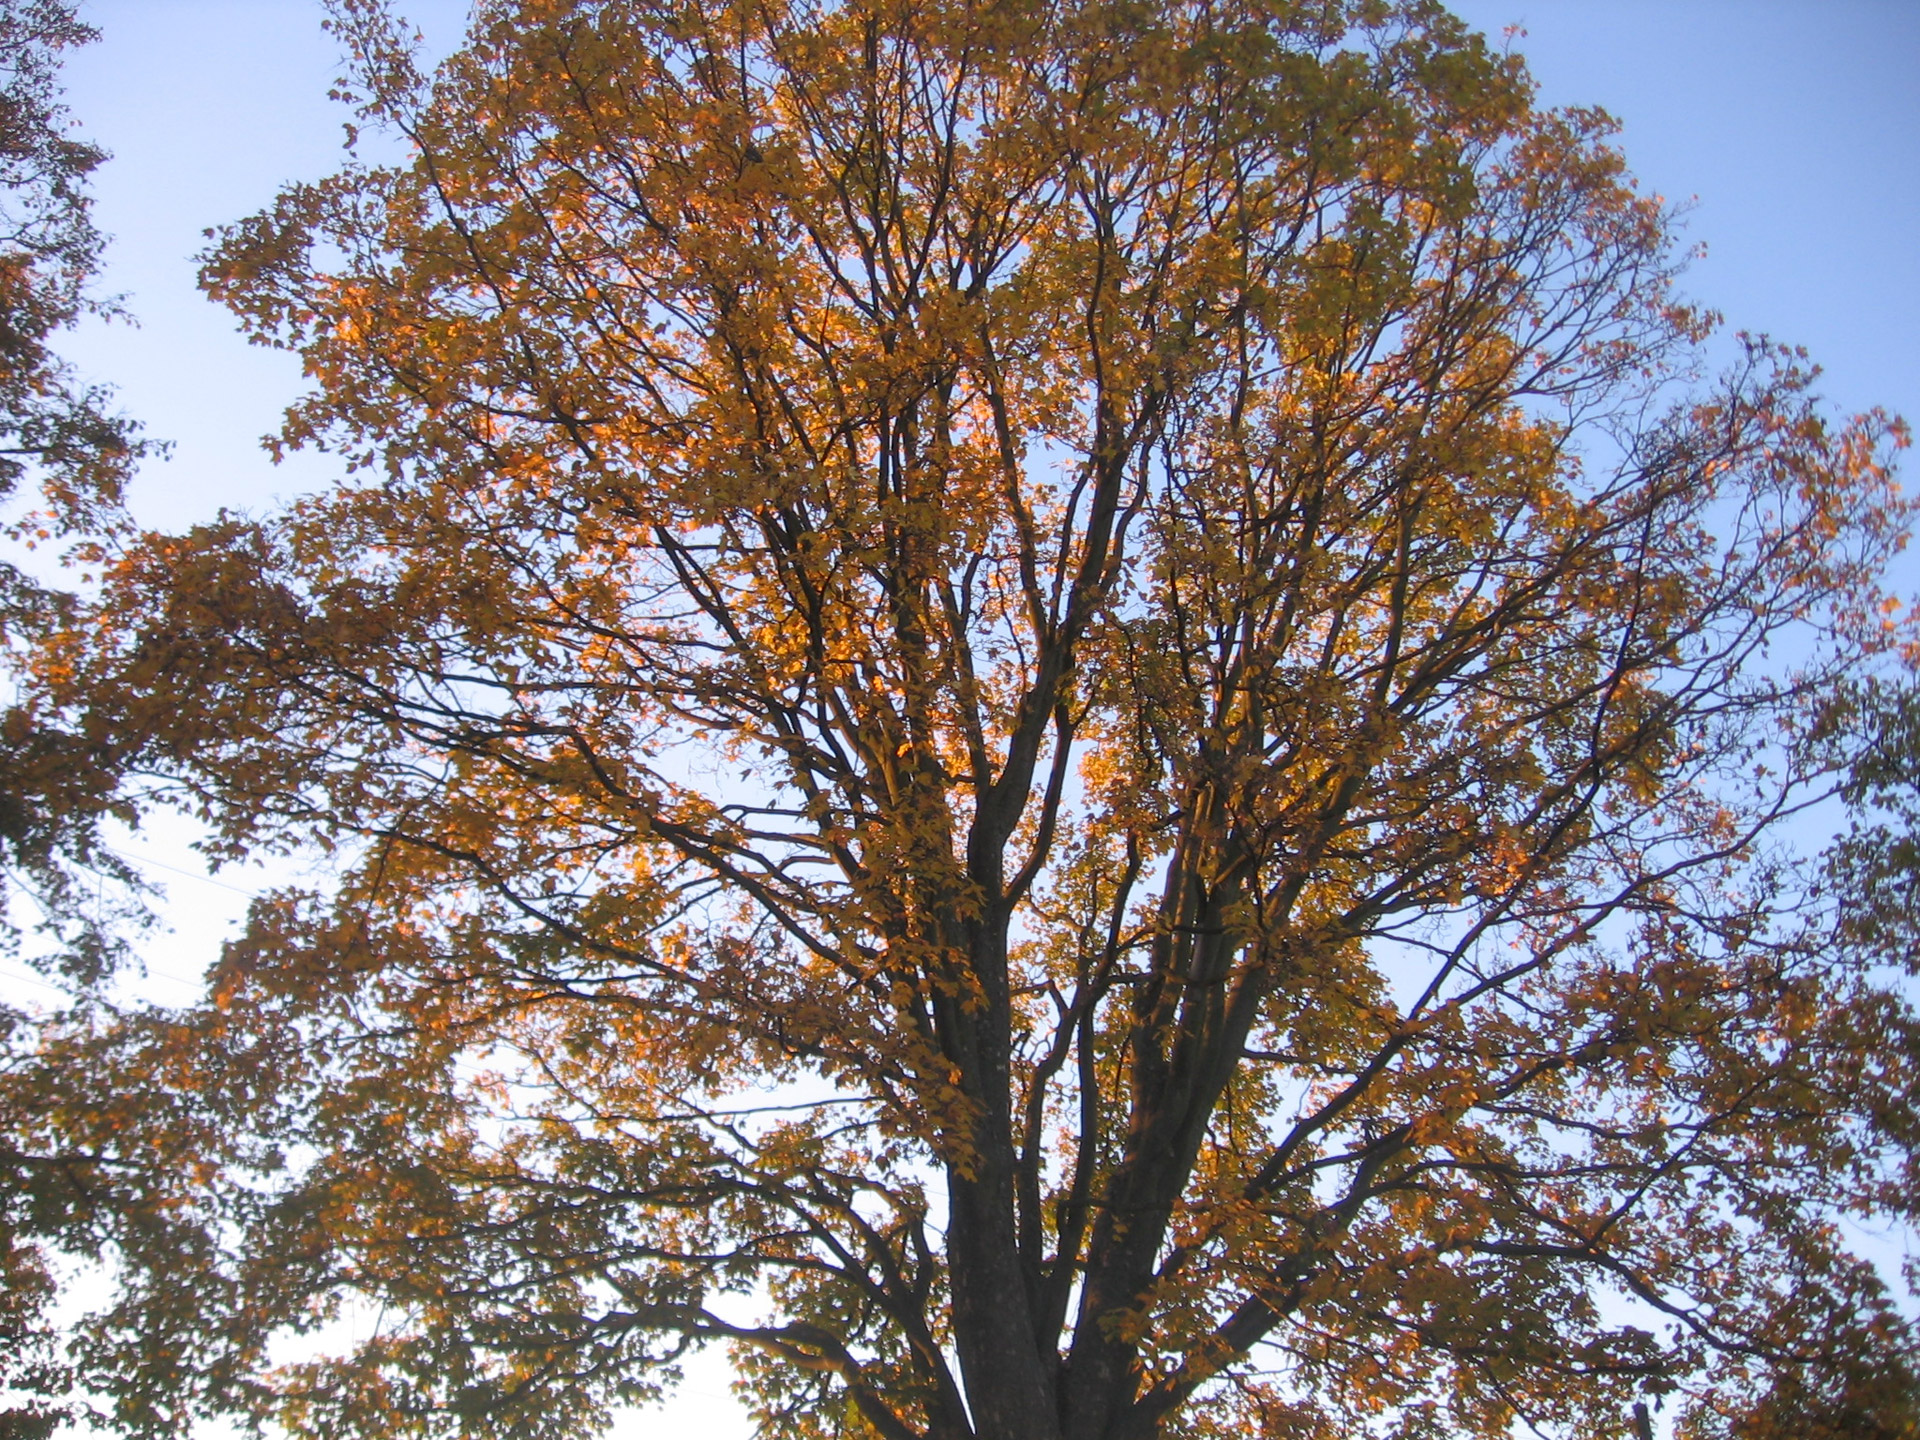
<box><xmin>0</xmin><ymin>0</ymin><xmax>136</xmax><ymax>528</ymax></box>
<box><xmin>0</xmin><ymin>5</ymin><xmax>149</xmax><ymax>1436</ymax></box>
<box><xmin>0</xmin><ymin>0</ymin><xmax>148</xmax><ymax>973</ymax></box>
<box><xmin>17</xmin><ymin>0</ymin><xmax>1919</xmax><ymax>1436</ymax></box>
<box><xmin>1668</xmin><ymin>679</ymin><xmax>1920</xmax><ymax>1440</ymax></box>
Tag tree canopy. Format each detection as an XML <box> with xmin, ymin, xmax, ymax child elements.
<box><xmin>0</xmin><ymin>0</ymin><xmax>136</xmax><ymax>528</ymax></box>
<box><xmin>0</xmin><ymin>0</ymin><xmax>149</xmax><ymax>976</ymax></box>
<box><xmin>8</xmin><ymin>1</ymin><xmax>1919</xmax><ymax>1438</ymax></box>
<box><xmin>0</xmin><ymin>3</ymin><xmax>151</xmax><ymax>1434</ymax></box>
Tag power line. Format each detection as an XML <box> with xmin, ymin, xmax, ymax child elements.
<box><xmin>104</xmin><ymin>844</ymin><xmax>263</xmax><ymax>900</ymax></box>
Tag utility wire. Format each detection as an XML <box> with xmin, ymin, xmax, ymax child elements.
<box><xmin>104</xmin><ymin>844</ymin><xmax>264</xmax><ymax>900</ymax></box>
<box><xmin>2</xmin><ymin>845</ymin><xmax>266</xmax><ymax>1002</ymax></box>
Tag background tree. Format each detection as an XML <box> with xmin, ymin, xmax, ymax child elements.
<box><xmin>0</xmin><ymin>0</ymin><xmax>135</xmax><ymax>527</ymax></box>
<box><xmin>1672</xmin><ymin>679</ymin><xmax>1920</xmax><ymax>1439</ymax></box>
<box><xmin>18</xmin><ymin>0</ymin><xmax>1918</xmax><ymax>1437</ymax></box>
<box><xmin>0</xmin><ymin>0</ymin><xmax>148</xmax><ymax>971</ymax></box>
<box><xmin>0</xmin><ymin>4</ymin><xmax>149</xmax><ymax>1436</ymax></box>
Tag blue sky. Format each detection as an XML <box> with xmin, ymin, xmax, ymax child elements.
<box><xmin>36</xmin><ymin>2</ymin><xmax>1920</xmax><ymax>1433</ymax></box>
<box><xmin>1451</xmin><ymin>0</ymin><xmax>1917</xmax><ymax>434</ymax></box>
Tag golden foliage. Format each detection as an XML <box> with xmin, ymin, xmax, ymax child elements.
<box><xmin>9</xmin><ymin>2</ymin><xmax>1919</xmax><ymax>1438</ymax></box>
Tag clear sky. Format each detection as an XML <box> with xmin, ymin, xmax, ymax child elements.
<box><xmin>36</xmin><ymin>2</ymin><xmax>1920</xmax><ymax>1435</ymax></box>
<box><xmin>1450</xmin><ymin>0</ymin><xmax>1918</xmax><ymax>437</ymax></box>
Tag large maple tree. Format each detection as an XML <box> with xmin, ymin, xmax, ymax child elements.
<box><xmin>14</xmin><ymin>0</ymin><xmax>1920</xmax><ymax>1437</ymax></box>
